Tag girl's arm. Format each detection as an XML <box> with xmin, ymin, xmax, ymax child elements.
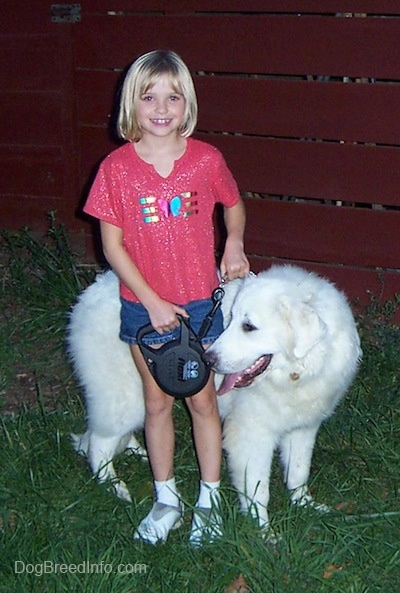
<box><xmin>220</xmin><ymin>199</ymin><xmax>250</xmax><ymax>281</ymax></box>
<box><xmin>100</xmin><ymin>220</ymin><xmax>188</xmax><ymax>332</ymax></box>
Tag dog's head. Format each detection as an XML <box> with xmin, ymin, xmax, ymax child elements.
<box><xmin>205</xmin><ymin>273</ymin><xmax>327</xmax><ymax>394</ymax></box>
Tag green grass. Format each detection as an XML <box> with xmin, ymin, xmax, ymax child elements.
<box><xmin>1</xmin><ymin>220</ymin><xmax>399</xmax><ymax>592</ymax></box>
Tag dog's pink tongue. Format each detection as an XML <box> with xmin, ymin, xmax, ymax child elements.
<box><xmin>217</xmin><ymin>373</ymin><xmax>242</xmax><ymax>395</ymax></box>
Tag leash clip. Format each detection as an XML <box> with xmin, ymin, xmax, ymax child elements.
<box><xmin>197</xmin><ymin>285</ymin><xmax>225</xmax><ymax>342</ymax></box>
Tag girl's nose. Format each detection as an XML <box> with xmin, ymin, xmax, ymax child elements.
<box><xmin>155</xmin><ymin>100</ymin><xmax>168</xmax><ymax>114</ymax></box>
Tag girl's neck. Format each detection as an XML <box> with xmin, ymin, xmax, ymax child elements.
<box><xmin>134</xmin><ymin>135</ymin><xmax>187</xmax><ymax>177</ymax></box>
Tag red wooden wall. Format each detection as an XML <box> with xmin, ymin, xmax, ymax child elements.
<box><xmin>1</xmin><ymin>2</ymin><xmax>400</xmax><ymax>306</ymax></box>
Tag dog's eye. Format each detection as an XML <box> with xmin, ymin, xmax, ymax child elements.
<box><xmin>242</xmin><ymin>321</ymin><xmax>257</xmax><ymax>332</ymax></box>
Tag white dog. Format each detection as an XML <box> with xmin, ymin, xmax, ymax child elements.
<box><xmin>67</xmin><ymin>265</ymin><xmax>361</xmax><ymax>531</ymax></box>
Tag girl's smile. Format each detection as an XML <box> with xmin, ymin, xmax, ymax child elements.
<box><xmin>151</xmin><ymin>118</ymin><xmax>173</xmax><ymax>126</ymax></box>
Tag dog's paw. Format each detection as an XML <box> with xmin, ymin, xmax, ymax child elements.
<box><xmin>308</xmin><ymin>500</ymin><xmax>330</xmax><ymax>513</ymax></box>
<box><xmin>110</xmin><ymin>479</ymin><xmax>132</xmax><ymax>503</ymax></box>
<box><xmin>250</xmin><ymin>515</ymin><xmax>282</xmax><ymax>545</ymax></box>
<box><xmin>261</xmin><ymin>527</ymin><xmax>282</xmax><ymax>546</ymax></box>
<box><xmin>125</xmin><ymin>436</ymin><xmax>148</xmax><ymax>461</ymax></box>
<box><xmin>292</xmin><ymin>492</ymin><xmax>330</xmax><ymax>513</ymax></box>
<box><xmin>125</xmin><ymin>445</ymin><xmax>148</xmax><ymax>461</ymax></box>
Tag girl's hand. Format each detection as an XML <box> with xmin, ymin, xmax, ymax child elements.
<box><xmin>147</xmin><ymin>299</ymin><xmax>189</xmax><ymax>334</ymax></box>
<box><xmin>221</xmin><ymin>199</ymin><xmax>250</xmax><ymax>281</ymax></box>
<box><xmin>220</xmin><ymin>240</ymin><xmax>250</xmax><ymax>282</ymax></box>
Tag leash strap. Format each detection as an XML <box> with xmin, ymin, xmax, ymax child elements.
<box><xmin>197</xmin><ymin>284</ymin><xmax>225</xmax><ymax>342</ymax></box>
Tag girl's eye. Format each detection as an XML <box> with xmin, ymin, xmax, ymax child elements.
<box><xmin>169</xmin><ymin>95</ymin><xmax>181</xmax><ymax>101</ymax></box>
<box><xmin>141</xmin><ymin>95</ymin><xmax>153</xmax><ymax>102</ymax></box>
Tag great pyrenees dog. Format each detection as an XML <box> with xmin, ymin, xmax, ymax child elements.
<box><xmin>67</xmin><ymin>265</ymin><xmax>361</xmax><ymax>532</ymax></box>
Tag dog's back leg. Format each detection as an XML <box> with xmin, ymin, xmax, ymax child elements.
<box><xmin>88</xmin><ymin>433</ymin><xmax>133</xmax><ymax>503</ymax></box>
<box><xmin>125</xmin><ymin>435</ymin><xmax>147</xmax><ymax>459</ymax></box>
<box><xmin>70</xmin><ymin>431</ymin><xmax>90</xmax><ymax>456</ymax></box>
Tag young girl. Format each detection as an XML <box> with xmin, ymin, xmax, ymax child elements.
<box><xmin>84</xmin><ymin>49</ymin><xmax>249</xmax><ymax>546</ymax></box>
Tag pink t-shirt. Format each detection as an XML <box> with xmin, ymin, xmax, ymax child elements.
<box><xmin>84</xmin><ymin>138</ymin><xmax>240</xmax><ymax>303</ymax></box>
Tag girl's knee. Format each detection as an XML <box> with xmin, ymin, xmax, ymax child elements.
<box><xmin>187</xmin><ymin>389</ymin><xmax>218</xmax><ymax>417</ymax></box>
<box><xmin>145</xmin><ymin>388</ymin><xmax>174</xmax><ymax>417</ymax></box>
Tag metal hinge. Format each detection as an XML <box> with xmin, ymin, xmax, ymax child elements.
<box><xmin>50</xmin><ymin>4</ymin><xmax>81</xmax><ymax>23</ymax></box>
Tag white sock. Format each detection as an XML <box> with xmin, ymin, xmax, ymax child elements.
<box><xmin>154</xmin><ymin>478</ymin><xmax>180</xmax><ymax>507</ymax></box>
<box><xmin>196</xmin><ymin>480</ymin><xmax>220</xmax><ymax>508</ymax></box>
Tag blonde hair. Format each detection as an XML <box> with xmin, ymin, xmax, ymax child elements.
<box><xmin>117</xmin><ymin>50</ymin><xmax>198</xmax><ymax>142</ymax></box>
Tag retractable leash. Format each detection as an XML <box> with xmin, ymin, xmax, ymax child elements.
<box><xmin>136</xmin><ymin>284</ymin><xmax>225</xmax><ymax>399</ymax></box>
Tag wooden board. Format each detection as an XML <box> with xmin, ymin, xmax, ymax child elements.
<box><xmin>0</xmin><ymin>146</ymin><xmax>64</xmax><ymax>197</ymax></box>
<box><xmin>195</xmin><ymin>77</ymin><xmax>400</xmax><ymax>145</ymax></box>
<box><xmin>76</xmin><ymin>128</ymin><xmax>400</xmax><ymax>210</ymax></box>
<box><xmin>196</xmin><ymin>133</ymin><xmax>400</xmax><ymax>207</ymax></box>
<box><xmin>247</xmin><ymin>255</ymin><xmax>400</xmax><ymax>310</ymax></box>
<box><xmin>75</xmin><ymin>14</ymin><xmax>400</xmax><ymax>79</ymax></box>
<box><xmin>244</xmin><ymin>197</ymin><xmax>400</xmax><ymax>269</ymax></box>
<box><xmin>76</xmin><ymin>71</ymin><xmax>400</xmax><ymax>145</ymax></box>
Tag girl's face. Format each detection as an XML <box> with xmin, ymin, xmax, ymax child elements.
<box><xmin>136</xmin><ymin>74</ymin><xmax>186</xmax><ymax>140</ymax></box>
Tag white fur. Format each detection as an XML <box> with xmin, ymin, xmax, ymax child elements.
<box><xmin>67</xmin><ymin>265</ymin><xmax>361</xmax><ymax>531</ymax></box>
<box><xmin>68</xmin><ymin>271</ymin><xmax>146</xmax><ymax>502</ymax></box>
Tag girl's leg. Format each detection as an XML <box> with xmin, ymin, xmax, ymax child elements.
<box><xmin>185</xmin><ymin>372</ymin><xmax>222</xmax><ymax>482</ymax></box>
<box><xmin>185</xmin><ymin>373</ymin><xmax>223</xmax><ymax>545</ymax></box>
<box><xmin>130</xmin><ymin>345</ymin><xmax>182</xmax><ymax>543</ymax></box>
<box><xmin>130</xmin><ymin>345</ymin><xmax>175</xmax><ymax>481</ymax></box>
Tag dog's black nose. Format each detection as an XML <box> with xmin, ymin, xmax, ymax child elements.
<box><xmin>203</xmin><ymin>350</ymin><xmax>218</xmax><ymax>367</ymax></box>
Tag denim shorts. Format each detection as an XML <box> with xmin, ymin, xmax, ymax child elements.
<box><xmin>120</xmin><ymin>297</ymin><xmax>224</xmax><ymax>346</ymax></box>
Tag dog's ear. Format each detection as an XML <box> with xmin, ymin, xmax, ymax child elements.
<box><xmin>280</xmin><ymin>297</ymin><xmax>327</xmax><ymax>358</ymax></box>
